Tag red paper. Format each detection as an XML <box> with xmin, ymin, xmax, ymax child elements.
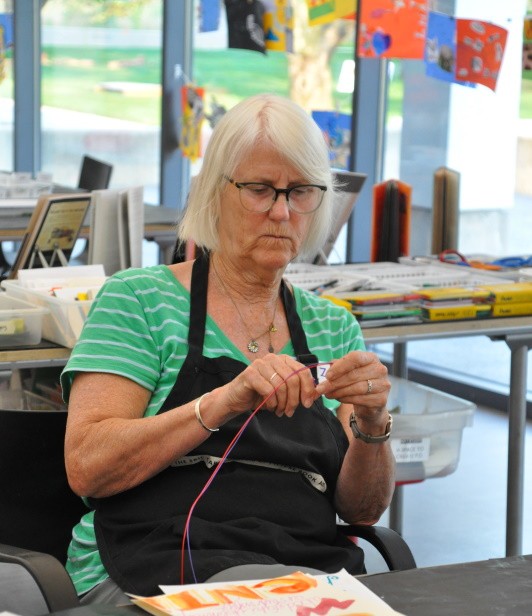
<box><xmin>357</xmin><ymin>0</ymin><xmax>428</xmax><ymax>59</ymax></box>
<box><xmin>455</xmin><ymin>19</ymin><xmax>507</xmax><ymax>91</ymax></box>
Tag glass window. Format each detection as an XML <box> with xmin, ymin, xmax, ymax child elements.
<box><xmin>40</xmin><ymin>0</ymin><xmax>163</xmax><ymax>204</ymax></box>
<box><xmin>192</xmin><ymin>1</ymin><xmax>356</xmax><ymax>173</ymax></box>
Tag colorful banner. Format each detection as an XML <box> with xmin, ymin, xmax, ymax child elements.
<box><xmin>264</xmin><ymin>0</ymin><xmax>294</xmax><ymax>53</ymax></box>
<box><xmin>199</xmin><ymin>0</ymin><xmax>221</xmax><ymax>33</ymax></box>
<box><xmin>307</xmin><ymin>0</ymin><xmax>357</xmax><ymax>26</ymax></box>
<box><xmin>225</xmin><ymin>0</ymin><xmax>266</xmax><ymax>54</ymax></box>
<box><xmin>523</xmin><ymin>15</ymin><xmax>532</xmax><ymax>72</ymax></box>
<box><xmin>455</xmin><ymin>18</ymin><xmax>507</xmax><ymax>91</ymax></box>
<box><xmin>424</xmin><ymin>11</ymin><xmax>467</xmax><ymax>85</ymax></box>
<box><xmin>180</xmin><ymin>85</ymin><xmax>205</xmax><ymax>162</ymax></box>
<box><xmin>357</xmin><ymin>0</ymin><xmax>428</xmax><ymax>59</ymax></box>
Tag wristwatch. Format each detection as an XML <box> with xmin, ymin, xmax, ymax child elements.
<box><xmin>349</xmin><ymin>411</ymin><xmax>393</xmax><ymax>444</ymax></box>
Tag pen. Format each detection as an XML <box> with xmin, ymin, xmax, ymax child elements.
<box><xmin>311</xmin><ymin>279</ymin><xmax>339</xmax><ymax>293</ymax></box>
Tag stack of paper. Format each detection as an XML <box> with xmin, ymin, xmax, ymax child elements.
<box><xmin>130</xmin><ymin>569</ymin><xmax>404</xmax><ymax>616</ymax></box>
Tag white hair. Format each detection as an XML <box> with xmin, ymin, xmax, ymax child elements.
<box><xmin>178</xmin><ymin>93</ymin><xmax>337</xmax><ymax>259</ymax></box>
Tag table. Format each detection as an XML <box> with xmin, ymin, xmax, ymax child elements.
<box><xmin>46</xmin><ymin>555</ymin><xmax>532</xmax><ymax>616</ymax></box>
<box><xmin>0</xmin><ymin>203</ymin><xmax>179</xmax><ymax>264</ymax></box>
<box><xmin>360</xmin><ymin>554</ymin><xmax>532</xmax><ymax>615</ymax></box>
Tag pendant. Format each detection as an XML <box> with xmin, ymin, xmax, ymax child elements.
<box><xmin>268</xmin><ymin>343</ymin><xmax>274</xmax><ymax>353</ymax></box>
<box><xmin>269</xmin><ymin>324</ymin><xmax>277</xmax><ymax>332</ymax></box>
<box><xmin>247</xmin><ymin>339</ymin><xmax>259</xmax><ymax>353</ymax></box>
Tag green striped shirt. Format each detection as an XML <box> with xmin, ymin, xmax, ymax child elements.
<box><xmin>60</xmin><ymin>264</ymin><xmax>365</xmax><ymax>595</ymax></box>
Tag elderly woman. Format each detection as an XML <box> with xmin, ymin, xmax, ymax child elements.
<box><xmin>62</xmin><ymin>93</ymin><xmax>395</xmax><ymax>604</ymax></box>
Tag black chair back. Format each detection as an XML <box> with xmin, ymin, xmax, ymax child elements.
<box><xmin>0</xmin><ymin>407</ymin><xmax>87</xmax><ymax>563</ymax></box>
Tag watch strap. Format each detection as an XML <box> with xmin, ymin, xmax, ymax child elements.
<box><xmin>349</xmin><ymin>412</ymin><xmax>393</xmax><ymax>444</ymax></box>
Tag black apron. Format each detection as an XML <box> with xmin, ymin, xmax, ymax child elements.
<box><xmin>91</xmin><ymin>253</ymin><xmax>364</xmax><ymax>595</ymax></box>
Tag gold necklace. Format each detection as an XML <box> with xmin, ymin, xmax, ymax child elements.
<box><xmin>211</xmin><ymin>259</ymin><xmax>278</xmax><ymax>354</ymax></box>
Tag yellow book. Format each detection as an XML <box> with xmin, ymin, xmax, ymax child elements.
<box><xmin>480</xmin><ymin>282</ymin><xmax>532</xmax><ymax>304</ymax></box>
<box><xmin>491</xmin><ymin>302</ymin><xmax>532</xmax><ymax>317</ymax></box>
<box><xmin>422</xmin><ymin>303</ymin><xmax>492</xmax><ymax>321</ymax></box>
<box><xmin>418</xmin><ymin>286</ymin><xmax>491</xmax><ymax>302</ymax></box>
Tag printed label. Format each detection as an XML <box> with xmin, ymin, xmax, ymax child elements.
<box><xmin>391</xmin><ymin>437</ymin><xmax>431</xmax><ymax>463</ymax></box>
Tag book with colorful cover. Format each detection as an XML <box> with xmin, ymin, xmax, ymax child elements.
<box><xmin>129</xmin><ymin>569</ymin><xmax>404</xmax><ymax>616</ymax></box>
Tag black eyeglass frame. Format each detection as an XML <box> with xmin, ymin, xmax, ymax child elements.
<box><xmin>224</xmin><ymin>176</ymin><xmax>327</xmax><ymax>213</ymax></box>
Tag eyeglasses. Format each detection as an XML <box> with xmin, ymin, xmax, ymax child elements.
<box><xmin>225</xmin><ymin>176</ymin><xmax>326</xmax><ymax>214</ymax></box>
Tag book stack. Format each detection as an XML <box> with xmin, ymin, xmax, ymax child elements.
<box><xmin>479</xmin><ymin>282</ymin><xmax>532</xmax><ymax>317</ymax></box>
<box><xmin>323</xmin><ymin>290</ymin><xmax>423</xmax><ymax>328</ymax></box>
<box><xmin>417</xmin><ymin>287</ymin><xmax>492</xmax><ymax>322</ymax></box>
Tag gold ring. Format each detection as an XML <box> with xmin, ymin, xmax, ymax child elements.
<box><xmin>269</xmin><ymin>372</ymin><xmax>280</xmax><ymax>382</ymax></box>
<box><xmin>366</xmin><ymin>379</ymin><xmax>373</xmax><ymax>394</ymax></box>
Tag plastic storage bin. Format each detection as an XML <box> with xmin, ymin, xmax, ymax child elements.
<box><xmin>1</xmin><ymin>280</ymin><xmax>91</xmax><ymax>348</ymax></box>
<box><xmin>388</xmin><ymin>376</ymin><xmax>475</xmax><ymax>483</ymax></box>
<box><xmin>0</xmin><ymin>293</ymin><xmax>48</xmax><ymax>347</ymax></box>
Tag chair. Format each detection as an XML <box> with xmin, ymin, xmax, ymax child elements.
<box><xmin>0</xmin><ymin>406</ymin><xmax>88</xmax><ymax>562</ymax></box>
<box><xmin>0</xmin><ymin>543</ymin><xmax>79</xmax><ymax>614</ymax></box>
<box><xmin>0</xmin><ymin>405</ymin><xmax>87</xmax><ymax>614</ymax></box>
<box><xmin>78</xmin><ymin>155</ymin><xmax>113</xmax><ymax>191</ymax></box>
<box><xmin>0</xmin><ymin>522</ymin><xmax>414</xmax><ymax>614</ymax></box>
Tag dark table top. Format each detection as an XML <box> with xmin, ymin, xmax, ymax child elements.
<box><xmin>360</xmin><ymin>554</ymin><xmax>532</xmax><ymax>616</ymax></box>
<box><xmin>49</xmin><ymin>555</ymin><xmax>532</xmax><ymax>616</ymax></box>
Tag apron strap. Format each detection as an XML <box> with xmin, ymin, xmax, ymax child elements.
<box><xmin>188</xmin><ymin>252</ymin><xmax>316</xmax><ymax>378</ymax></box>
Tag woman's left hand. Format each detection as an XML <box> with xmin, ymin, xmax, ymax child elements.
<box><xmin>314</xmin><ymin>351</ymin><xmax>390</xmax><ymax>425</ymax></box>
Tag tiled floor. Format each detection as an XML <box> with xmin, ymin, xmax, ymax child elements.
<box><xmin>364</xmin><ymin>404</ymin><xmax>532</xmax><ymax>572</ymax></box>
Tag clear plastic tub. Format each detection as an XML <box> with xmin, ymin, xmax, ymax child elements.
<box><xmin>1</xmin><ymin>280</ymin><xmax>91</xmax><ymax>348</ymax></box>
<box><xmin>388</xmin><ymin>376</ymin><xmax>475</xmax><ymax>483</ymax></box>
<box><xmin>0</xmin><ymin>293</ymin><xmax>49</xmax><ymax>347</ymax></box>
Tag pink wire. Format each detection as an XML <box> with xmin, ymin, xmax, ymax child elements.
<box><xmin>180</xmin><ymin>361</ymin><xmax>330</xmax><ymax>584</ymax></box>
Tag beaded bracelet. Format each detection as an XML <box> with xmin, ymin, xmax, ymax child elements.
<box><xmin>194</xmin><ymin>393</ymin><xmax>219</xmax><ymax>433</ymax></box>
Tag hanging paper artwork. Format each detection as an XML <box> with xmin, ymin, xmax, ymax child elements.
<box><xmin>455</xmin><ymin>19</ymin><xmax>507</xmax><ymax>91</ymax></box>
<box><xmin>522</xmin><ymin>15</ymin><xmax>532</xmax><ymax>72</ymax></box>
<box><xmin>224</xmin><ymin>0</ymin><xmax>266</xmax><ymax>54</ymax></box>
<box><xmin>0</xmin><ymin>14</ymin><xmax>13</xmax><ymax>86</ymax></box>
<box><xmin>307</xmin><ymin>0</ymin><xmax>357</xmax><ymax>26</ymax></box>
<box><xmin>263</xmin><ymin>0</ymin><xmax>294</xmax><ymax>53</ymax></box>
<box><xmin>311</xmin><ymin>110</ymin><xmax>351</xmax><ymax>170</ymax></box>
<box><xmin>357</xmin><ymin>0</ymin><xmax>428</xmax><ymax>59</ymax></box>
<box><xmin>424</xmin><ymin>11</ymin><xmax>474</xmax><ymax>87</ymax></box>
<box><xmin>424</xmin><ymin>12</ymin><xmax>456</xmax><ymax>82</ymax></box>
<box><xmin>199</xmin><ymin>0</ymin><xmax>221</xmax><ymax>33</ymax></box>
<box><xmin>180</xmin><ymin>85</ymin><xmax>205</xmax><ymax>162</ymax></box>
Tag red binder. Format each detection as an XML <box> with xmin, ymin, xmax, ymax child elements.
<box><xmin>371</xmin><ymin>179</ymin><xmax>411</xmax><ymax>262</ymax></box>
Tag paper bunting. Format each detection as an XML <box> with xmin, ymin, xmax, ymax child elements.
<box><xmin>199</xmin><ymin>0</ymin><xmax>221</xmax><ymax>33</ymax></box>
<box><xmin>307</xmin><ymin>1</ymin><xmax>357</xmax><ymax>26</ymax></box>
<box><xmin>180</xmin><ymin>85</ymin><xmax>205</xmax><ymax>162</ymax></box>
<box><xmin>455</xmin><ymin>19</ymin><xmax>507</xmax><ymax>91</ymax></box>
<box><xmin>264</xmin><ymin>0</ymin><xmax>294</xmax><ymax>53</ymax></box>
<box><xmin>225</xmin><ymin>0</ymin><xmax>267</xmax><ymax>54</ymax></box>
<box><xmin>522</xmin><ymin>15</ymin><xmax>532</xmax><ymax>72</ymax></box>
<box><xmin>357</xmin><ymin>0</ymin><xmax>429</xmax><ymax>59</ymax></box>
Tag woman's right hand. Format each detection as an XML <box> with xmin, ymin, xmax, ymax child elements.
<box><xmin>219</xmin><ymin>353</ymin><xmax>318</xmax><ymax>419</ymax></box>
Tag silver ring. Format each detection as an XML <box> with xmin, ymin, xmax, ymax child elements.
<box><xmin>269</xmin><ymin>372</ymin><xmax>280</xmax><ymax>382</ymax></box>
<box><xmin>366</xmin><ymin>379</ymin><xmax>373</xmax><ymax>394</ymax></box>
